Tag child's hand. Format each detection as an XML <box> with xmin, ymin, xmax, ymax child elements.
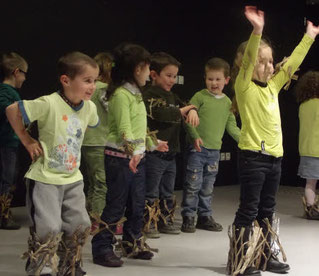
<box><xmin>244</xmin><ymin>6</ymin><xmax>264</xmax><ymax>35</ymax></box>
<box><xmin>156</xmin><ymin>140</ymin><xmax>169</xmax><ymax>152</ymax></box>
<box><xmin>180</xmin><ymin>105</ymin><xmax>196</xmax><ymax>118</ymax></box>
<box><xmin>186</xmin><ymin>109</ymin><xmax>200</xmax><ymax>127</ymax></box>
<box><xmin>306</xmin><ymin>20</ymin><xmax>319</xmax><ymax>40</ymax></box>
<box><xmin>129</xmin><ymin>154</ymin><xmax>142</xmax><ymax>173</ymax></box>
<box><xmin>25</xmin><ymin>138</ymin><xmax>43</xmax><ymax>162</ymax></box>
<box><xmin>194</xmin><ymin>138</ymin><xmax>203</xmax><ymax>152</ymax></box>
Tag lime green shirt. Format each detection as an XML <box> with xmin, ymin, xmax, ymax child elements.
<box><xmin>185</xmin><ymin>89</ymin><xmax>240</xmax><ymax>149</ymax></box>
<box><xmin>82</xmin><ymin>81</ymin><xmax>108</xmax><ymax>146</ymax></box>
<box><xmin>235</xmin><ymin>33</ymin><xmax>314</xmax><ymax>157</ymax></box>
<box><xmin>299</xmin><ymin>98</ymin><xmax>319</xmax><ymax>157</ymax></box>
<box><xmin>19</xmin><ymin>92</ymin><xmax>99</xmax><ymax>185</ymax></box>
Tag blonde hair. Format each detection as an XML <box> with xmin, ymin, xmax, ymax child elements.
<box><xmin>94</xmin><ymin>52</ymin><xmax>113</xmax><ymax>84</ymax></box>
<box><xmin>0</xmin><ymin>52</ymin><xmax>27</xmax><ymax>80</ymax></box>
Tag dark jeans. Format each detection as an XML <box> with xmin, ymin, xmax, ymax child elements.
<box><xmin>91</xmin><ymin>154</ymin><xmax>146</xmax><ymax>257</ymax></box>
<box><xmin>234</xmin><ymin>150</ymin><xmax>282</xmax><ymax>227</ymax></box>
<box><xmin>145</xmin><ymin>152</ymin><xmax>176</xmax><ymax>209</ymax></box>
<box><xmin>0</xmin><ymin>147</ymin><xmax>18</xmax><ymax>195</ymax></box>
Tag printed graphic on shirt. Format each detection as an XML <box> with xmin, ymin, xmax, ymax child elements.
<box><xmin>48</xmin><ymin>113</ymin><xmax>83</xmax><ymax>172</ymax></box>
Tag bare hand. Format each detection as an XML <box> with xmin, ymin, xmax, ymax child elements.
<box><xmin>194</xmin><ymin>138</ymin><xmax>203</xmax><ymax>152</ymax></box>
<box><xmin>306</xmin><ymin>20</ymin><xmax>319</xmax><ymax>40</ymax></box>
<box><xmin>129</xmin><ymin>154</ymin><xmax>142</xmax><ymax>173</ymax></box>
<box><xmin>186</xmin><ymin>109</ymin><xmax>199</xmax><ymax>127</ymax></box>
<box><xmin>156</xmin><ymin>140</ymin><xmax>169</xmax><ymax>152</ymax></box>
<box><xmin>180</xmin><ymin>105</ymin><xmax>196</xmax><ymax>118</ymax></box>
<box><xmin>245</xmin><ymin>6</ymin><xmax>264</xmax><ymax>35</ymax></box>
<box><xmin>25</xmin><ymin>138</ymin><xmax>43</xmax><ymax>162</ymax></box>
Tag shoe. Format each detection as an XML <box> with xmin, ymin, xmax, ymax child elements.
<box><xmin>158</xmin><ymin>220</ymin><xmax>181</xmax><ymax>234</ymax></box>
<box><xmin>143</xmin><ymin>223</ymin><xmax>160</xmax><ymax>239</ymax></box>
<box><xmin>115</xmin><ymin>223</ymin><xmax>123</xmax><ymax>235</ymax></box>
<box><xmin>93</xmin><ymin>251</ymin><xmax>123</xmax><ymax>267</ymax></box>
<box><xmin>90</xmin><ymin>221</ymin><xmax>99</xmax><ymax>235</ymax></box>
<box><xmin>123</xmin><ymin>239</ymin><xmax>154</xmax><ymax>260</ymax></box>
<box><xmin>196</xmin><ymin>216</ymin><xmax>223</xmax><ymax>232</ymax></box>
<box><xmin>238</xmin><ymin>267</ymin><xmax>261</xmax><ymax>276</ymax></box>
<box><xmin>0</xmin><ymin>213</ymin><xmax>21</xmax><ymax>230</ymax></box>
<box><xmin>265</xmin><ymin>256</ymin><xmax>290</xmax><ymax>273</ymax></box>
<box><xmin>181</xmin><ymin>216</ymin><xmax>196</xmax><ymax>233</ymax></box>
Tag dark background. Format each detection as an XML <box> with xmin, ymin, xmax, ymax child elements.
<box><xmin>1</xmin><ymin>0</ymin><xmax>319</xmax><ymax>206</ymax></box>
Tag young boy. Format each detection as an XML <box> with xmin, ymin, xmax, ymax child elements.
<box><xmin>0</xmin><ymin>52</ymin><xmax>28</xmax><ymax>230</ymax></box>
<box><xmin>142</xmin><ymin>52</ymin><xmax>199</xmax><ymax>238</ymax></box>
<box><xmin>6</xmin><ymin>52</ymin><xmax>99</xmax><ymax>276</ymax></box>
<box><xmin>181</xmin><ymin>57</ymin><xmax>240</xmax><ymax>233</ymax></box>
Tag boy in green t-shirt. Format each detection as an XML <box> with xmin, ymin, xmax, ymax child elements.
<box><xmin>6</xmin><ymin>52</ymin><xmax>99</xmax><ymax>276</ymax></box>
<box><xmin>181</xmin><ymin>57</ymin><xmax>240</xmax><ymax>233</ymax></box>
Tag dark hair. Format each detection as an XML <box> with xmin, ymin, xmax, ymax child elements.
<box><xmin>94</xmin><ymin>52</ymin><xmax>113</xmax><ymax>84</ymax></box>
<box><xmin>150</xmin><ymin>52</ymin><xmax>180</xmax><ymax>75</ymax></box>
<box><xmin>205</xmin><ymin>57</ymin><xmax>230</xmax><ymax>77</ymax></box>
<box><xmin>295</xmin><ymin>71</ymin><xmax>319</xmax><ymax>103</ymax></box>
<box><xmin>107</xmin><ymin>43</ymin><xmax>151</xmax><ymax>99</ymax></box>
<box><xmin>0</xmin><ymin>52</ymin><xmax>27</xmax><ymax>81</ymax></box>
<box><xmin>57</xmin><ymin>51</ymin><xmax>98</xmax><ymax>79</ymax></box>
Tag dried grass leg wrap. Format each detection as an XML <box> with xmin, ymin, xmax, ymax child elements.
<box><xmin>143</xmin><ymin>199</ymin><xmax>160</xmax><ymax>233</ymax></box>
<box><xmin>0</xmin><ymin>193</ymin><xmax>12</xmax><ymax>219</ymax></box>
<box><xmin>302</xmin><ymin>196</ymin><xmax>319</xmax><ymax>219</ymax></box>
<box><xmin>159</xmin><ymin>197</ymin><xmax>177</xmax><ymax>225</ymax></box>
<box><xmin>120</xmin><ymin>235</ymin><xmax>158</xmax><ymax>258</ymax></box>
<box><xmin>22</xmin><ymin>228</ymin><xmax>63</xmax><ymax>276</ymax></box>
<box><xmin>57</xmin><ymin>227</ymin><xmax>90</xmax><ymax>276</ymax></box>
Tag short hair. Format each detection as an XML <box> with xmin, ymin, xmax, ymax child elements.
<box><xmin>150</xmin><ymin>52</ymin><xmax>180</xmax><ymax>75</ymax></box>
<box><xmin>0</xmin><ymin>52</ymin><xmax>27</xmax><ymax>80</ymax></box>
<box><xmin>205</xmin><ymin>57</ymin><xmax>230</xmax><ymax>77</ymax></box>
<box><xmin>94</xmin><ymin>52</ymin><xmax>113</xmax><ymax>83</ymax></box>
<box><xmin>295</xmin><ymin>71</ymin><xmax>319</xmax><ymax>103</ymax></box>
<box><xmin>57</xmin><ymin>51</ymin><xmax>98</xmax><ymax>79</ymax></box>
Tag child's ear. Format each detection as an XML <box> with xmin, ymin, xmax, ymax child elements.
<box><xmin>225</xmin><ymin>76</ymin><xmax>231</xmax><ymax>85</ymax></box>
<box><xmin>149</xmin><ymin>70</ymin><xmax>158</xmax><ymax>81</ymax></box>
<box><xmin>60</xmin><ymin>75</ymin><xmax>70</xmax><ymax>87</ymax></box>
<box><xmin>12</xmin><ymin>68</ymin><xmax>20</xmax><ymax>77</ymax></box>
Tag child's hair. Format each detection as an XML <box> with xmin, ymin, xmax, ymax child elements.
<box><xmin>94</xmin><ymin>52</ymin><xmax>113</xmax><ymax>84</ymax></box>
<box><xmin>150</xmin><ymin>52</ymin><xmax>180</xmax><ymax>75</ymax></box>
<box><xmin>0</xmin><ymin>52</ymin><xmax>27</xmax><ymax>81</ymax></box>
<box><xmin>205</xmin><ymin>57</ymin><xmax>230</xmax><ymax>77</ymax></box>
<box><xmin>295</xmin><ymin>71</ymin><xmax>319</xmax><ymax>103</ymax></box>
<box><xmin>57</xmin><ymin>51</ymin><xmax>98</xmax><ymax>79</ymax></box>
<box><xmin>107</xmin><ymin>43</ymin><xmax>151</xmax><ymax>99</ymax></box>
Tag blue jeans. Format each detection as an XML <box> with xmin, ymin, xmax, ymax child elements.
<box><xmin>181</xmin><ymin>146</ymin><xmax>220</xmax><ymax>217</ymax></box>
<box><xmin>91</xmin><ymin>154</ymin><xmax>146</xmax><ymax>257</ymax></box>
<box><xmin>234</xmin><ymin>150</ymin><xmax>282</xmax><ymax>227</ymax></box>
<box><xmin>0</xmin><ymin>147</ymin><xmax>18</xmax><ymax>195</ymax></box>
<box><xmin>145</xmin><ymin>152</ymin><xmax>176</xmax><ymax>209</ymax></box>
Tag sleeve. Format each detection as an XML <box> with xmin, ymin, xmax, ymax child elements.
<box><xmin>225</xmin><ymin>112</ymin><xmax>241</xmax><ymax>143</ymax></box>
<box><xmin>143</xmin><ymin>90</ymin><xmax>182</xmax><ymax>123</ymax></box>
<box><xmin>0</xmin><ymin>94</ymin><xmax>12</xmax><ymax>117</ymax></box>
<box><xmin>184</xmin><ymin>92</ymin><xmax>201</xmax><ymax>140</ymax></box>
<box><xmin>18</xmin><ymin>96</ymin><xmax>50</xmax><ymax>124</ymax></box>
<box><xmin>234</xmin><ymin>33</ymin><xmax>261</xmax><ymax>93</ymax></box>
<box><xmin>271</xmin><ymin>34</ymin><xmax>314</xmax><ymax>92</ymax></box>
<box><xmin>87</xmin><ymin>101</ymin><xmax>99</xmax><ymax>128</ymax></box>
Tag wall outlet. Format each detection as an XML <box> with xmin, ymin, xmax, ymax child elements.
<box><xmin>177</xmin><ymin>75</ymin><xmax>184</xmax><ymax>85</ymax></box>
<box><xmin>226</xmin><ymin>152</ymin><xmax>231</xmax><ymax>160</ymax></box>
<box><xmin>220</xmin><ymin>152</ymin><xmax>225</xmax><ymax>161</ymax></box>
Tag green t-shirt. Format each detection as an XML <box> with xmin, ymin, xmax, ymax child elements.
<box><xmin>82</xmin><ymin>81</ymin><xmax>108</xmax><ymax>146</ymax></box>
<box><xmin>19</xmin><ymin>92</ymin><xmax>99</xmax><ymax>185</ymax></box>
<box><xmin>299</xmin><ymin>98</ymin><xmax>319</xmax><ymax>157</ymax></box>
<box><xmin>235</xmin><ymin>33</ymin><xmax>314</xmax><ymax>157</ymax></box>
<box><xmin>185</xmin><ymin>89</ymin><xmax>240</xmax><ymax>150</ymax></box>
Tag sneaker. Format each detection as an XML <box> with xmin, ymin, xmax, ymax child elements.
<box><xmin>158</xmin><ymin>219</ymin><xmax>181</xmax><ymax>234</ymax></box>
<box><xmin>196</xmin><ymin>216</ymin><xmax>223</xmax><ymax>232</ymax></box>
<box><xmin>93</xmin><ymin>251</ymin><xmax>124</xmax><ymax>267</ymax></box>
<box><xmin>238</xmin><ymin>267</ymin><xmax>261</xmax><ymax>276</ymax></box>
<box><xmin>181</xmin><ymin>216</ymin><xmax>196</xmax><ymax>233</ymax></box>
<box><xmin>1</xmin><ymin>213</ymin><xmax>21</xmax><ymax>230</ymax></box>
<box><xmin>265</xmin><ymin>256</ymin><xmax>290</xmax><ymax>273</ymax></box>
<box><xmin>90</xmin><ymin>221</ymin><xmax>99</xmax><ymax>235</ymax></box>
<box><xmin>123</xmin><ymin>240</ymin><xmax>154</xmax><ymax>260</ymax></box>
<box><xmin>143</xmin><ymin>222</ymin><xmax>160</xmax><ymax>239</ymax></box>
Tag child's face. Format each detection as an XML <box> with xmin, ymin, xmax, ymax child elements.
<box><xmin>151</xmin><ymin>65</ymin><xmax>178</xmax><ymax>92</ymax></box>
<box><xmin>205</xmin><ymin>69</ymin><xmax>230</xmax><ymax>96</ymax></box>
<box><xmin>134</xmin><ymin>62</ymin><xmax>150</xmax><ymax>87</ymax></box>
<box><xmin>63</xmin><ymin>65</ymin><xmax>99</xmax><ymax>103</ymax></box>
<box><xmin>253</xmin><ymin>46</ymin><xmax>274</xmax><ymax>83</ymax></box>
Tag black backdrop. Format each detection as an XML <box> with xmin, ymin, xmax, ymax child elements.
<box><xmin>1</xmin><ymin>0</ymin><xmax>319</xmax><ymax>206</ymax></box>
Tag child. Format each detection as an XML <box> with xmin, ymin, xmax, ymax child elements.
<box><xmin>6</xmin><ymin>51</ymin><xmax>99</xmax><ymax>276</ymax></box>
<box><xmin>0</xmin><ymin>52</ymin><xmax>28</xmax><ymax>230</ymax></box>
<box><xmin>81</xmin><ymin>52</ymin><xmax>113</xmax><ymax>232</ymax></box>
<box><xmin>91</xmin><ymin>43</ymin><xmax>168</xmax><ymax>267</ymax></box>
<box><xmin>227</xmin><ymin>6</ymin><xmax>319</xmax><ymax>276</ymax></box>
<box><xmin>181</xmin><ymin>57</ymin><xmax>240</xmax><ymax>233</ymax></box>
<box><xmin>295</xmin><ymin>71</ymin><xmax>319</xmax><ymax>220</ymax></box>
<box><xmin>142</xmin><ymin>52</ymin><xmax>199</xmax><ymax>238</ymax></box>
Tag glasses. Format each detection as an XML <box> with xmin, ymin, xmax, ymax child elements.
<box><xmin>18</xmin><ymin>68</ymin><xmax>27</xmax><ymax>75</ymax></box>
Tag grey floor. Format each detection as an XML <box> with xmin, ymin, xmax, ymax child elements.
<box><xmin>0</xmin><ymin>185</ymin><xmax>318</xmax><ymax>276</ymax></box>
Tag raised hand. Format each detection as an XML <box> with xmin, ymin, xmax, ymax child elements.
<box><xmin>244</xmin><ymin>6</ymin><xmax>264</xmax><ymax>35</ymax></box>
<box><xmin>306</xmin><ymin>20</ymin><xmax>319</xmax><ymax>40</ymax></box>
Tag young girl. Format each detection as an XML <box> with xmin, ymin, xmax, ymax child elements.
<box><xmin>227</xmin><ymin>6</ymin><xmax>319</xmax><ymax>276</ymax></box>
<box><xmin>295</xmin><ymin>71</ymin><xmax>319</xmax><ymax>220</ymax></box>
<box><xmin>91</xmin><ymin>43</ymin><xmax>168</xmax><ymax>267</ymax></box>
<box><xmin>0</xmin><ymin>52</ymin><xmax>28</xmax><ymax>230</ymax></box>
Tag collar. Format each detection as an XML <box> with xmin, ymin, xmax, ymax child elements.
<box><xmin>122</xmin><ymin>82</ymin><xmax>141</xmax><ymax>95</ymax></box>
<box><xmin>206</xmin><ymin>89</ymin><xmax>225</xmax><ymax>99</ymax></box>
<box><xmin>58</xmin><ymin>91</ymin><xmax>84</xmax><ymax>111</ymax></box>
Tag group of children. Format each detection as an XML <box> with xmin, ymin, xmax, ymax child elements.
<box><xmin>1</xmin><ymin>5</ymin><xmax>319</xmax><ymax>276</ymax></box>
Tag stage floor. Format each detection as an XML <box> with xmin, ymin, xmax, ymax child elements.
<box><xmin>0</xmin><ymin>185</ymin><xmax>317</xmax><ymax>276</ymax></box>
